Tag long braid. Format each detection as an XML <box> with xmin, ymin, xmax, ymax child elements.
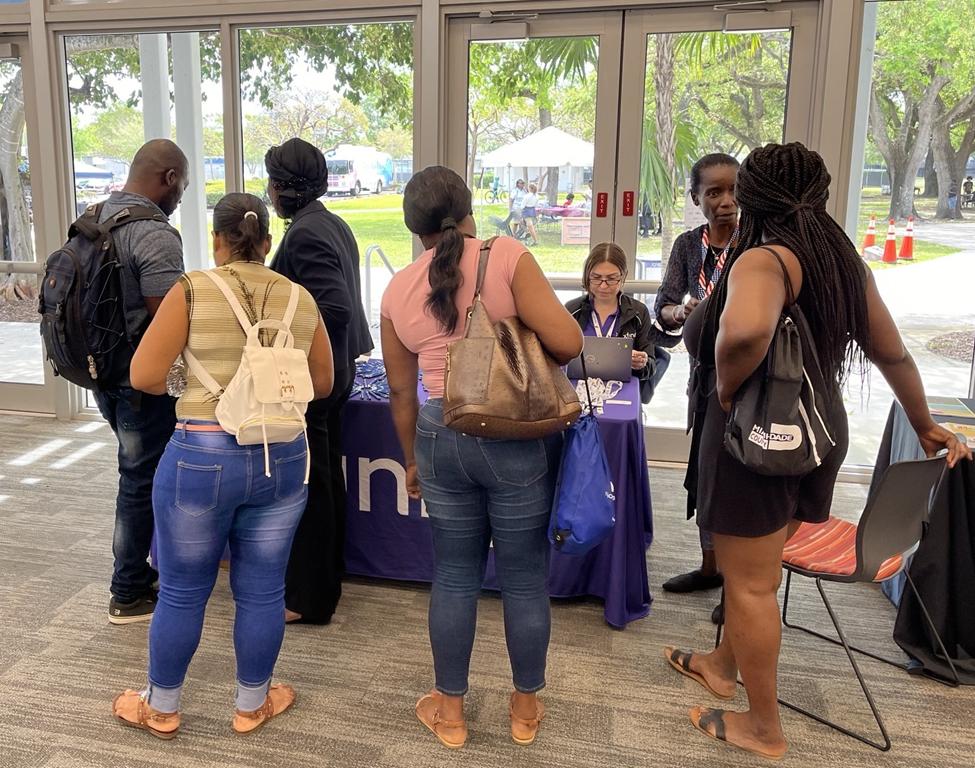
<box><xmin>701</xmin><ymin>142</ymin><xmax>870</xmax><ymax>383</ymax></box>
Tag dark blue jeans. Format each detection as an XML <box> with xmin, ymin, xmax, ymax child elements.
<box><xmin>147</xmin><ymin>427</ymin><xmax>308</xmax><ymax>712</ymax></box>
<box><xmin>93</xmin><ymin>387</ymin><xmax>176</xmax><ymax>603</ymax></box>
<box><xmin>415</xmin><ymin>400</ymin><xmax>561</xmax><ymax>696</ymax></box>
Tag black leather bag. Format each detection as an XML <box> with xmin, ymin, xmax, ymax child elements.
<box><xmin>723</xmin><ymin>247</ymin><xmax>836</xmax><ymax>476</ymax></box>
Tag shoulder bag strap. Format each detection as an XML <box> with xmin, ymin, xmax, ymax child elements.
<box><xmin>199</xmin><ymin>269</ymin><xmax>254</xmax><ymax>333</ymax></box>
<box><xmin>758</xmin><ymin>245</ymin><xmax>796</xmax><ymax>306</ymax></box>
<box><xmin>474</xmin><ymin>236</ymin><xmax>498</xmax><ymax>299</ymax></box>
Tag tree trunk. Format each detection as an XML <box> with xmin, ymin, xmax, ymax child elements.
<box><xmin>467</xmin><ymin>126</ymin><xmax>478</xmax><ymax>190</ymax></box>
<box><xmin>922</xmin><ymin>148</ymin><xmax>937</xmax><ymax>197</ymax></box>
<box><xmin>869</xmin><ymin>75</ymin><xmax>947</xmax><ymax>222</ymax></box>
<box><xmin>538</xmin><ymin>107</ymin><xmax>559</xmax><ymax>206</ymax></box>
<box><xmin>655</xmin><ymin>34</ymin><xmax>677</xmax><ymax>273</ymax></box>
<box><xmin>931</xmin><ymin>121</ymin><xmax>956</xmax><ymax>219</ymax></box>
<box><xmin>0</xmin><ymin>69</ymin><xmax>34</xmax><ymax>276</ymax></box>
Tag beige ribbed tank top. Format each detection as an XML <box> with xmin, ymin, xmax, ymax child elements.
<box><xmin>177</xmin><ymin>261</ymin><xmax>320</xmax><ymax>421</ymax></box>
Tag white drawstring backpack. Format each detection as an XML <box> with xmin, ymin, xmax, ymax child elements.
<box><xmin>182</xmin><ymin>270</ymin><xmax>314</xmax><ymax>481</ymax></box>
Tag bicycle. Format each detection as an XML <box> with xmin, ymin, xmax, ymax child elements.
<box><xmin>485</xmin><ymin>186</ymin><xmax>508</xmax><ymax>204</ymax></box>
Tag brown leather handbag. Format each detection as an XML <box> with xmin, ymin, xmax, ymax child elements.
<box><xmin>443</xmin><ymin>238</ymin><xmax>582</xmax><ymax>440</ymax></box>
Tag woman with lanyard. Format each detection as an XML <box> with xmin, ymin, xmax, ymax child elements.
<box><xmin>565</xmin><ymin>242</ymin><xmax>664</xmax><ymax>405</ymax></box>
<box><xmin>653</xmin><ymin>153</ymin><xmax>740</xmax><ymax>622</ymax></box>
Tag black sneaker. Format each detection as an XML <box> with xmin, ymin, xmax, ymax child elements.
<box><xmin>109</xmin><ymin>593</ymin><xmax>157</xmax><ymax>625</ymax></box>
<box><xmin>661</xmin><ymin>569</ymin><xmax>724</xmax><ymax>593</ymax></box>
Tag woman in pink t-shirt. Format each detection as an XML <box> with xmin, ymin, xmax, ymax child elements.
<box><xmin>381</xmin><ymin>166</ymin><xmax>582</xmax><ymax>750</ymax></box>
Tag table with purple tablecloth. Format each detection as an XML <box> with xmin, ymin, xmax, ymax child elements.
<box><xmin>341</xmin><ymin>372</ymin><xmax>654</xmax><ymax>627</ymax></box>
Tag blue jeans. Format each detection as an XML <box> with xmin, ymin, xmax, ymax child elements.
<box><xmin>146</xmin><ymin>426</ymin><xmax>308</xmax><ymax>713</ymax></box>
<box><xmin>415</xmin><ymin>400</ymin><xmax>561</xmax><ymax>696</ymax></box>
<box><xmin>93</xmin><ymin>387</ymin><xmax>176</xmax><ymax>602</ymax></box>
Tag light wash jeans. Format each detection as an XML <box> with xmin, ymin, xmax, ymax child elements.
<box><xmin>145</xmin><ymin>425</ymin><xmax>307</xmax><ymax>713</ymax></box>
<box><xmin>415</xmin><ymin>400</ymin><xmax>562</xmax><ymax>696</ymax></box>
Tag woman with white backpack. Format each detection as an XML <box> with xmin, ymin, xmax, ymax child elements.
<box><xmin>112</xmin><ymin>193</ymin><xmax>334</xmax><ymax>739</ymax></box>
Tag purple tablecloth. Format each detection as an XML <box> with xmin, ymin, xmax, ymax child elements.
<box><xmin>342</xmin><ymin>375</ymin><xmax>654</xmax><ymax>627</ymax></box>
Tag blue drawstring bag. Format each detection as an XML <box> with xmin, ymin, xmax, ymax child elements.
<box><xmin>549</xmin><ymin>368</ymin><xmax>616</xmax><ymax>555</ymax></box>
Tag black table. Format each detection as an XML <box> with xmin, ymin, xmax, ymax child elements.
<box><xmin>872</xmin><ymin>398</ymin><xmax>975</xmax><ymax>683</ymax></box>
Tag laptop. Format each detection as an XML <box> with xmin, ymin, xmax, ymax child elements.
<box><xmin>566</xmin><ymin>337</ymin><xmax>633</xmax><ymax>382</ymax></box>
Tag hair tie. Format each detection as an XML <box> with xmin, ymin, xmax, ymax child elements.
<box><xmin>440</xmin><ymin>217</ymin><xmax>457</xmax><ymax>232</ymax></box>
<box><xmin>244</xmin><ymin>211</ymin><xmax>258</xmax><ymax>220</ymax></box>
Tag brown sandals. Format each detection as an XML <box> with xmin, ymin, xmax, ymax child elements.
<box><xmin>415</xmin><ymin>691</ymin><xmax>467</xmax><ymax>749</ymax></box>
<box><xmin>233</xmin><ymin>683</ymin><xmax>297</xmax><ymax>735</ymax></box>
<box><xmin>112</xmin><ymin>690</ymin><xmax>180</xmax><ymax>740</ymax></box>
<box><xmin>509</xmin><ymin>692</ymin><xmax>545</xmax><ymax>745</ymax></box>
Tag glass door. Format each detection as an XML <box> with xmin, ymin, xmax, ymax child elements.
<box><xmin>616</xmin><ymin>5</ymin><xmax>818</xmax><ymax>460</ymax></box>
<box><xmin>447</xmin><ymin>7</ymin><xmax>818</xmax><ymax>462</ymax></box>
<box><xmin>445</xmin><ymin>12</ymin><xmax>622</xmax><ymax>291</ymax></box>
<box><xmin>0</xmin><ymin>37</ymin><xmax>56</xmax><ymax>414</ymax></box>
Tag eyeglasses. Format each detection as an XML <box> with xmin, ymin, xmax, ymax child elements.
<box><xmin>589</xmin><ymin>275</ymin><xmax>622</xmax><ymax>287</ymax></box>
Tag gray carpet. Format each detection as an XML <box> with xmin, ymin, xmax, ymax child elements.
<box><xmin>0</xmin><ymin>414</ymin><xmax>971</xmax><ymax>767</ymax></box>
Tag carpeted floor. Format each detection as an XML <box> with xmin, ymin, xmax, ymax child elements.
<box><xmin>0</xmin><ymin>413</ymin><xmax>971</xmax><ymax>767</ymax></box>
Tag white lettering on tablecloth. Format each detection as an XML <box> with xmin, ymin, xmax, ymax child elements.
<box><xmin>350</xmin><ymin>456</ymin><xmax>428</xmax><ymax>518</ymax></box>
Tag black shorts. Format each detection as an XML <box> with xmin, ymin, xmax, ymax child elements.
<box><xmin>693</xmin><ymin>388</ymin><xmax>849</xmax><ymax>538</ymax></box>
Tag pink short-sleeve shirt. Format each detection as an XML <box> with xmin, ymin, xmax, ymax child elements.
<box><xmin>380</xmin><ymin>236</ymin><xmax>525</xmax><ymax>398</ymax></box>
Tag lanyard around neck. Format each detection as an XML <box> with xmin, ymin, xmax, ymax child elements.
<box><xmin>591</xmin><ymin>308</ymin><xmax>617</xmax><ymax>338</ymax></box>
<box><xmin>698</xmin><ymin>224</ymin><xmax>738</xmax><ymax>299</ymax></box>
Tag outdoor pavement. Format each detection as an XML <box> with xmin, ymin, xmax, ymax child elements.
<box><xmin>4</xmin><ymin>221</ymin><xmax>972</xmax><ymax>466</ymax></box>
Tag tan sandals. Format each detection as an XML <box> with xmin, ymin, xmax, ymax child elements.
<box><xmin>415</xmin><ymin>691</ymin><xmax>467</xmax><ymax>749</ymax></box>
<box><xmin>112</xmin><ymin>690</ymin><xmax>180</xmax><ymax>740</ymax></box>
<box><xmin>509</xmin><ymin>692</ymin><xmax>545</xmax><ymax>745</ymax></box>
<box><xmin>233</xmin><ymin>683</ymin><xmax>297</xmax><ymax>735</ymax></box>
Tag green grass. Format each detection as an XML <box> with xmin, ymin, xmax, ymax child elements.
<box><xmin>213</xmin><ymin>189</ymin><xmax>963</xmax><ymax>277</ymax></box>
<box><xmin>854</xmin><ymin>191</ymin><xmax>963</xmax><ymax>271</ymax></box>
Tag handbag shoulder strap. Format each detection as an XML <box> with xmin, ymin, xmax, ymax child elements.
<box><xmin>757</xmin><ymin>245</ymin><xmax>796</xmax><ymax>307</ymax></box>
<box><xmin>474</xmin><ymin>236</ymin><xmax>499</xmax><ymax>299</ymax></box>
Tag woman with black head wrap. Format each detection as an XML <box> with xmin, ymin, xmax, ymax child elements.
<box><xmin>266</xmin><ymin>137</ymin><xmax>374</xmax><ymax>625</ymax></box>
<box><xmin>661</xmin><ymin>143</ymin><xmax>970</xmax><ymax>760</ymax></box>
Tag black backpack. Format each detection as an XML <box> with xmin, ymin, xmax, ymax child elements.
<box><xmin>722</xmin><ymin>246</ymin><xmax>836</xmax><ymax>476</ymax></box>
<box><xmin>38</xmin><ymin>203</ymin><xmax>166</xmax><ymax>391</ymax></box>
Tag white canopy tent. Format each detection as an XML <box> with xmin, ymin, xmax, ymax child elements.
<box><xmin>480</xmin><ymin>126</ymin><xmax>594</xmax><ymax>168</ymax></box>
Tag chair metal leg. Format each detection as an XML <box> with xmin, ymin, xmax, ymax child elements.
<box><xmin>781</xmin><ymin>568</ymin><xmax>915</xmax><ymax>672</ymax></box>
<box><xmin>903</xmin><ymin>570</ymin><xmax>960</xmax><ymax>687</ymax></box>
<box><xmin>778</xmin><ymin>578</ymin><xmax>892</xmax><ymax>751</ymax></box>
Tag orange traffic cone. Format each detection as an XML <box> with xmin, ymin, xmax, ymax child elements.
<box><xmin>898</xmin><ymin>216</ymin><xmax>914</xmax><ymax>260</ymax></box>
<box><xmin>882</xmin><ymin>219</ymin><xmax>898</xmax><ymax>263</ymax></box>
<box><xmin>861</xmin><ymin>215</ymin><xmax>876</xmax><ymax>253</ymax></box>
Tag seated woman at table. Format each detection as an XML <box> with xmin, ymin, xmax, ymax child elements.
<box><xmin>663</xmin><ymin>142</ymin><xmax>971</xmax><ymax>761</ymax></box>
<box><xmin>381</xmin><ymin>165</ymin><xmax>582</xmax><ymax>750</ymax></box>
<box><xmin>112</xmin><ymin>193</ymin><xmax>334</xmax><ymax>739</ymax></box>
<box><xmin>564</xmin><ymin>242</ymin><xmax>668</xmax><ymax>404</ymax></box>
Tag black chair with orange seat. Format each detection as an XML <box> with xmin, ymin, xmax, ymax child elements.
<box><xmin>778</xmin><ymin>455</ymin><xmax>959</xmax><ymax>751</ymax></box>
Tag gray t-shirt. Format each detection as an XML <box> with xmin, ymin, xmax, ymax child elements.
<box><xmin>96</xmin><ymin>191</ymin><xmax>184</xmax><ymax>338</ymax></box>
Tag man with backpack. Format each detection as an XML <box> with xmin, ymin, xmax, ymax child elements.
<box><xmin>92</xmin><ymin>140</ymin><xmax>188</xmax><ymax>623</ymax></box>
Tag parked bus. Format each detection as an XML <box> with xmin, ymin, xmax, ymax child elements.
<box><xmin>324</xmin><ymin>145</ymin><xmax>394</xmax><ymax>196</ymax></box>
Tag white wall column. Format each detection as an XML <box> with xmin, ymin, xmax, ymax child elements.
<box><xmin>172</xmin><ymin>32</ymin><xmax>208</xmax><ymax>272</ymax></box>
<box><xmin>844</xmin><ymin>2</ymin><xmax>879</xmax><ymax>240</ymax></box>
<box><xmin>139</xmin><ymin>34</ymin><xmax>171</xmax><ymax>141</ymax></box>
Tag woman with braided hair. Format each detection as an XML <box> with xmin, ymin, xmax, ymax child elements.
<box><xmin>265</xmin><ymin>138</ymin><xmax>373</xmax><ymax>625</ymax></box>
<box><xmin>663</xmin><ymin>142</ymin><xmax>970</xmax><ymax>760</ymax></box>
<box><xmin>381</xmin><ymin>166</ymin><xmax>582</xmax><ymax>749</ymax></box>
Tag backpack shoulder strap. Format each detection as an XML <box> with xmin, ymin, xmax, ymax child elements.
<box><xmin>182</xmin><ymin>347</ymin><xmax>224</xmax><ymax>398</ymax></box>
<box><xmin>68</xmin><ymin>203</ymin><xmax>105</xmax><ymax>242</ymax></box>
<box><xmin>282</xmin><ymin>282</ymin><xmax>300</xmax><ymax>327</ymax></box>
<box><xmin>757</xmin><ymin>245</ymin><xmax>796</xmax><ymax>306</ymax></box>
<box><xmin>198</xmin><ymin>270</ymin><xmax>254</xmax><ymax>333</ymax></box>
<box><xmin>98</xmin><ymin>204</ymin><xmax>167</xmax><ymax>235</ymax></box>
